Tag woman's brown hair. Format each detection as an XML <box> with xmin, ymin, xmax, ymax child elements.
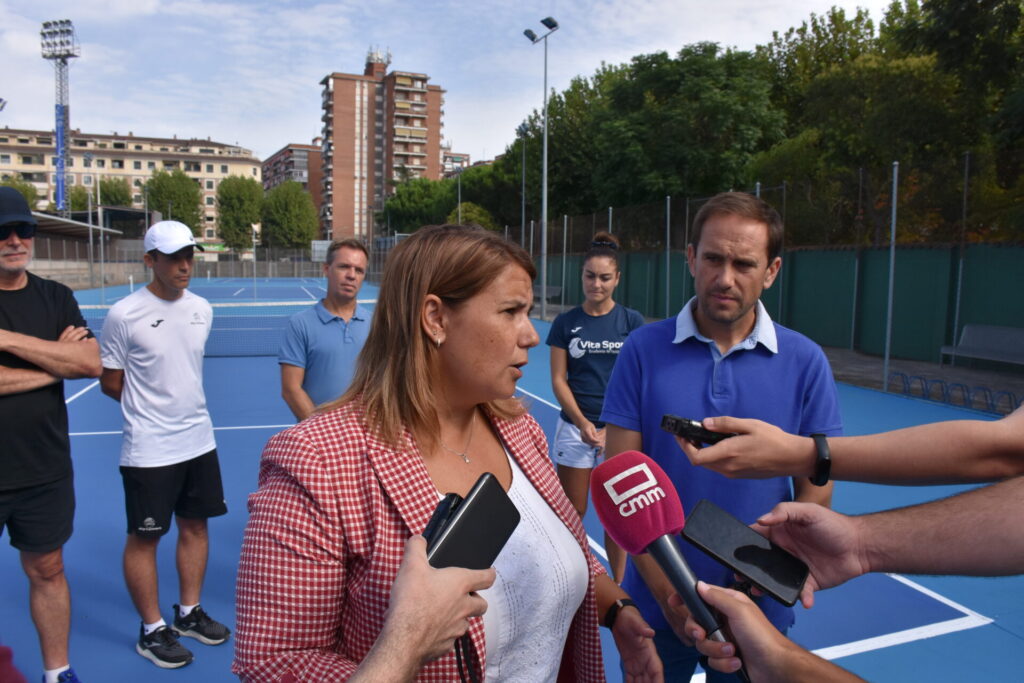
<box><xmin>327</xmin><ymin>224</ymin><xmax>537</xmax><ymax>448</ymax></box>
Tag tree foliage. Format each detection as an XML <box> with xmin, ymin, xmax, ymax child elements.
<box><xmin>1</xmin><ymin>176</ymin><xmax>39</xmax><ymax>209</ymax></box>
<box><xmin>67</xmin><ymin>185</ymin><xmax>91</xmax><ymax>212</ymax></box>
<box><xmin>145</xmin><ymin>169</ymin><xmax>202</xmax><ymax>234</ymax></box>
<box><xmin>261</xmin><ymin>181</ymin><xmax>318</xmax><ymax>247</ymax></box>
<box><xmin>217</xmin><ymin>175</ymin><xmax>264</xmax><ymax>250</ymax></box>
<box><xmin>381</xmin><ymin>0</ymin><xmax>1023</xmax><ymax>246</ymax></box>
<box><xmin>99</xmin><ymin>177</ymin><xmax>132</xmax><ymax>207</ymax></box>
<box><xmin>447</xmin><ymin>201</ymin><xmax>498</xmax><ymax>230</ymax></box>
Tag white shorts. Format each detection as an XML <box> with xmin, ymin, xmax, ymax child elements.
<box><xmin>552</xmin><ymin>417</ymin><xmax>603</xmax><ymax>469</ymax></box>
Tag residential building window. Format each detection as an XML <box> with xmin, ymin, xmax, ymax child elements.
<box><xmin>252</xmin><ymin>168</ymin><xmax>257</xmax><ymax>177</ymax></box>
<box><xmin>133</xmin><ymin>179</ymin><xmax>142</xmax><ymax>187</ymax></box>
<box><xmin>0</xmin><ymin>154</ymin><xmax>9</xmax><ymax>164</ymax></box>
<box><xmin>84</xmin><ymin>175</ymin><xmax>92</xmax><ymax>185</ymax></box>
<box><xmin>133</xmin><ymin>161</ymin><xmax>142</xmax><ymax>170</ymax></box>
<box><xmin>220</xmin><ymin>164</ymin><xmax>228</xmax><ymax>174</ymax></box>
<box><xmin>205</xmin><ymin>228</ymin><xmax>216</xmax><ymax>238</ymax></box>
<box><xmin>205</xmin><ymin>180</ymin><xmax>214</xmax><ymax>189</ymax></box>
<box><xmin>83</xmin><ymin>157</ymin><xmax>92</xmax><ymax>167</ymax></box>
<box><xmin>148</xmin><ymin>161</ymin><xmax>155</xmax><ymax>170</ymax></box>
<box><xmin>133</xmin><ymin>194</ymin><xmax>142</xmax><ymax>203</ymax></box>
<box><xmin>205</xmin><ymin>196</ymin><xmax>215</xmax><ymax>205</ymax></box>
<box><xmin>112</xmin><ymin>159</ymin><xmax>124</xmax><ymax>169</ymax></box>
<box><xmin>96</xmin><ymin>159</ymin><xmax>105</xmax><ymax>168</ymax></box>
<box><xmin>206</xmin><ymin>164</ymin><xmax>213</xmax><ymax>173</ymax></box>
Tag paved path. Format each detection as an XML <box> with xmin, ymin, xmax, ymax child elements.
<box><xmin>824</xmin><ymin>347</ymin><xmax>1024</xmax><ymax>414</ymax></box>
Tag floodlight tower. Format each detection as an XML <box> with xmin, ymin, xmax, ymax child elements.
<box><xmin>40</xmin><ymin>19</ymin><xmax>81</xmax><ymax>216</ymax></box>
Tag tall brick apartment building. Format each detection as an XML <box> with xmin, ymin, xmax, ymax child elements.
<box><xmin>319</xmin><ymin>49</ymin><xmax>445</xmax><ymax>240</ymax></box>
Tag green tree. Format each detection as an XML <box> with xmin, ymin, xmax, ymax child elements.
<box><xmin>145</xmin><ymin>169</ymin><xmax>202</xmax><ymax>233</ymax></box>
<box><xmin>261</xmin><ymin>181</ymin><xmax>318</xmax><ymax>247</ymax></box>
<box><xmin>217</xmin><ymin>176</ymin><xmax>264</xmax><ymax>250</ymax></box>
<box><xmin>380</xmin><ymin>177</ymin><xmax>453</xmax><ymax>232</ymax></box>
<box><xmin>68</xmin><ymin>185</ymin><xmax>91</xmax><ymax>212</ymax></box>
<box><xmin>1</xmin><ymin>176</ymin><xmax>39</xmax><ymax>209</ymax></box>
<box><xmin>447</xmin><ymin>201</ymin><xmax>498</xmax><ymax>230</ymax></box>
<box><xmin>99</xmin><ymin>177</ymin><xmax>132</xmax><ymax>207</ymax></box>
<box><xmin>756</xmin><ymin>7</ymin><xmax>878</xmax><ymax>131</ymax></box>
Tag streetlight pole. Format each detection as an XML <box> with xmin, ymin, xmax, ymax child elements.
<box><xmin>517</xmin><ymin>123</ymin><xmax>528</xmax><ymax>247</ymax></box>
<box><xmin>524</xmin><ymin>17</ymin><xmax>559</xmax><ymax>320</ymax></box>
<box><xmin>457</xmin><ymin>168</ymin><xmax>462</xmax><ymax>223</ymax></box>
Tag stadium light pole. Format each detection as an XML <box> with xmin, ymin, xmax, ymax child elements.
<box><xmin>40</xmin><ymin>19</ymin><xmax>80</xmax><ymax>217</ymax></box>
<box><xmin>524</xmin><ymin>16</ymin><xmax>558</xmax><ymax>320</ymax></box>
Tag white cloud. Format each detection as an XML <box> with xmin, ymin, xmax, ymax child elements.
<box><xmin>1</xmin><ymin>0</ymin><xmax>893</xmax><ymax>161</ymax></box>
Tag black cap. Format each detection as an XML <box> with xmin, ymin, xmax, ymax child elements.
<box><xmin>0</xmin><ymin>187</ymin><xmax>38</xmax><ymax>229</ymax></box>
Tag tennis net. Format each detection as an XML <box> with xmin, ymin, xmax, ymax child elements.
<box><xmin>80</xmin><ymin>300</ymin><xmax>318</xmax><ymax>357</ymax></box>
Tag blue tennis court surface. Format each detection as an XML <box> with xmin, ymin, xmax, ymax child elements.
<box><xmin>2</xmin><ymin>286</ymin><xmax>1021</xmax><ymax>681</ymax></box>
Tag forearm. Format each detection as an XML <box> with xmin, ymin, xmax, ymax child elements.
<box><xmin>552</xmin><ymin>377</ymin><xmax>589</xmax><ymax>428</ymax></box>
<box><xmin>763</xmin><ymin>641</ymin><xmax>865</xmax><ymax>683</ymax></box>
<box><xmin>0</xmin><ymin>331</ymin><xmax>100</xmax><ymax>379</ymax></box>
<box><xmin>832</xmin><ymin>414</ymin><xmax>1024</xmax><ymax>484</ymax></box>
<box><xmin>863</xmin><ymin>476</ymin><xmax>1024</xmax><ymax>576</ymax></box>
<box><xmin>349</xmin><ymin>629</ymin><xmax>421</xmax><ymax>683</ymax></box>
<box><xmin>0</xmin><ymin>365</ymin><xmax>58</xmax><ymax>395</ymax></box>
<box><xmin>793</xmin><ymin>477</ymin><xmax>832</xmax><ymax>508</ymax></box>
<box><xmin>282</xmin><ymin>388</ymin><xmax>315</xmax><ymax>421</ymax></box>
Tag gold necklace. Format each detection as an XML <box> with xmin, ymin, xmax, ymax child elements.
<box><xmin>440</xmin><ymin>412</ymin><xmax>476</xmax><ymax>463</ymax></box>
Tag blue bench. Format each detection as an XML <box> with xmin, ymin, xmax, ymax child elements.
<box><xmin>940</xmin><ymin>324</ymin><xmax>1024</xmax><ymax>367</ymax></box>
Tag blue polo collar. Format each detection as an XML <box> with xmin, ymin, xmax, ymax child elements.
<box><xmin>672</xmin><ymin>296</ymin><xmax>778</xmax><ymax>354</ymax></box>
<box><xmin>315</xmin><ymin>300</ymin><xmax>367</xmax><ymax>324</ymax></box>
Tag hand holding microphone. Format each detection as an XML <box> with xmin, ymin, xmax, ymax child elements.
<box><xmin>590</xmin><ymin>451</ymin><xmax>750</xmax><ymax>683</ymax></box>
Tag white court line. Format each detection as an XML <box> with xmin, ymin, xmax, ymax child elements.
<box><xmin>300</xmin><ymin>286</ymin><xmax>317</xmax><ymax>300</ymax></box>
<box><xmin>65</xmin><ymin>380</ymin><xmax>99</xmax><ymax>404</ymax></box>
<box><xmin>70</xmin><ymin>423</ymin><xmax>292</xmax><ymax>437</ymax></box>
<box><xmin>231</xmin><ymin>288</ymin><xmax>244</xmax><ymax>296</ymax></box>
<box><xmin>516</xmin><ymin>385</ymin><xmax>996</xmax><ymax>667</ymax></box>
<box><xmin>516</xmin><ymin>387</ymin><xmax>560</xmax><ymax>411</ymax></box>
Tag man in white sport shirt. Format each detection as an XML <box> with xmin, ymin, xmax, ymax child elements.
<box><xmin>99</xmin><ymin>221</ymin><xmax>229</xmax><ymax>669</ymax></box>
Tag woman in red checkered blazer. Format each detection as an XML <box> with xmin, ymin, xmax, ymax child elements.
<box><xmin>233</xmin><ymin>225</ymin><xmax>662</xmax><ymax>682</ymax></box>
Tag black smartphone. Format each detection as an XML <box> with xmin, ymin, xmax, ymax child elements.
<box><xmin>681</xmin><ymin>499</ymin><xmax>808</xmax><ymax>607</ymax></box>
<box><xmin>423</xmin><ymin>472</ymin><xmax>520</xmax><ymax>570</ymax></box>
<box><xmin>661</xmin><ymin>414</ymin><xmax>736</xmax><ymax>446</ymax></box>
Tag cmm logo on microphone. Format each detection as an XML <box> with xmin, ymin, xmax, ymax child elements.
<box><xmin>603</xmin><ymin>463</ymin><xmax>665</xmax><ymax>517</ymax></box>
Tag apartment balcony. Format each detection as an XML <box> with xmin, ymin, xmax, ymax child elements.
<box><xmin>394</xmin><ymin>83</ymin><xmax>427</xmax><ymax>93</ymax></box>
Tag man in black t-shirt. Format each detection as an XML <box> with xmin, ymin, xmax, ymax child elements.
<box><xmin>0</xmin><ymin>187</ymin><xmax>100</xmax><ymax>683</ymax></box>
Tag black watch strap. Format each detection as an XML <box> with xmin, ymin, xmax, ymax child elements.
<box><xmin>810</xmin><ymin>433</ymin><xmax>831</xmax><ymax>486</ymax></box>
<box><xmin>603</xmin><ymin>598</ymin><xmax>637</xmax><ymax>629</ymax></box>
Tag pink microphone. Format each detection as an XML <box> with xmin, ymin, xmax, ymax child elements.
<box><xmin>590</xmin><ymin>452</ymin><xmax>735</xmax><ymax>649</ymax></box>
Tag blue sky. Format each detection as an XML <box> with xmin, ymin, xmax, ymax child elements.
<box><xmin>1</xmin><ymin>0</ymin><xmax>891</xmax><ymax>163</ymax></box>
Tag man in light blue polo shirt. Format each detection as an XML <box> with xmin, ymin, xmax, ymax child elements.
<box><xmin>601</xmin><ymin>192</ymin><xmax>842</xmax><ymax>682</ymax></box>
<box><xmin>279</xmin><ymin>239</ymin><xmax>371</xmax><ymax>420</ymax></box>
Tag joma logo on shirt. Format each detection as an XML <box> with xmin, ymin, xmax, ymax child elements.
<box><xmin>150</xmin><ymin>319</ymin><xmax>164</xmax><ymax>328</ymax></box>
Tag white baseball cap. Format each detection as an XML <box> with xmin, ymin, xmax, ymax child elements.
<box><xmin>144</xmin><ymin>220</ymin><xmax>204</xmax><ymax>254</ymax></box>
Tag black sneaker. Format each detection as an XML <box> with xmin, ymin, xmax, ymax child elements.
<box><xmin>136</xmin><ymin>624</ymin><xmax>193</xmax><ymax>668</ymax></box>
<box><xmin>173</xmin><ymin>604</ymin><xmax>231</xmax><ymax>645</ymax></box>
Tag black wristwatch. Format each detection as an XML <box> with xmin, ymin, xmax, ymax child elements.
<box><xmin>809</xmin><ymin>433</ymin><xmax>831</xmax><ymax>486</ymax></box>
<box><xmin>603</xmin><ymin>598</ymin><xmax>637</xmax><ymax>629</ymax></box>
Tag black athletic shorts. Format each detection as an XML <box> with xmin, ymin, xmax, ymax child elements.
<box><xmin>0</xmin><ymin>474</ymin><xmax>75</xmax><ymax>553</ymax></box>
<box><xmin>120</xmin><ymin>449</ymin><xmax>227</xmax><ymax>537</ymax></box>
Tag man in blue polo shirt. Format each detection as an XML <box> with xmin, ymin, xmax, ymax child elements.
<box><xmin>279</xmin><ymin>239</ymin><xmax>371</xmax><ymax>421</ymax></box>
<box><xmin>601</xmin><ymin>191</ymin><xmax>842</xmax><ymax>682</ymax></box>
